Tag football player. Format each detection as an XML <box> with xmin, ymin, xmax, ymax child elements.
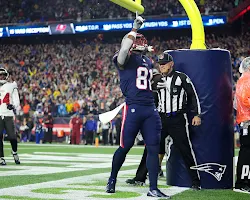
<box><xmin>0</xmin><ymin>68</ymin><xmax>21</xmax><ymax>165</ymax></box>
<box><xmin>105</xmin><ymin>13</ymin><xmax>169</xmax><ymax>198</ymax></box>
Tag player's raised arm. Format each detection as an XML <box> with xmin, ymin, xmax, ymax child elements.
<box><xmin>117</xmin><ymin>12</ymin><xmax>145</xmax><ymax>68</ymax></box>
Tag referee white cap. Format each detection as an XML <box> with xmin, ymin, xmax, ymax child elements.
<box><xmin>239</xmin><ymin>57</ymin><xmax>250</xmax><ymax>73</ymax></box>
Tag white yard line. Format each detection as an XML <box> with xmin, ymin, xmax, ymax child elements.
<box><xmin>4</xmin><ymin>142</ymin><xmax>145</xmax><ymax>149</ymax></box>
<box><xmin>0</xmin><ymin>169</ymin><xmax>188</xmax><ymax>200</ymax></box>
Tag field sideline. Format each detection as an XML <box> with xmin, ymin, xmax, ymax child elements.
<box><xmin>0</xmin><ymin>143</ymin><xmax>248</xmax><ymax>200</ymax></box>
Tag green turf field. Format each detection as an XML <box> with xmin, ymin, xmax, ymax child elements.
<box><xmin>0</xmin><ymin>143</ymin><xmax>247</xmax><ymax>200</ymax></box>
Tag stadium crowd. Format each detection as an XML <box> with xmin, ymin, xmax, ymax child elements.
<box><xmin>0</xmin><ymin>0</ymin><xmax>245</xmax><ymax>24</ymax></box>
<box><xmin>0</xmin><ymin>31</ymin><xmax>249</xmax><ymax>119</ymax></box>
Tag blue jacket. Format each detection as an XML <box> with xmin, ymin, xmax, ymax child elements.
<box><xmin>85</xmin><ymin>119</ymin><xmax>97</xmax><ymax>132</ymax></box>
<box><xmin>58</xmin><ymin>104</ymin><xmax>67</xmax><ymax>116</ymax></box>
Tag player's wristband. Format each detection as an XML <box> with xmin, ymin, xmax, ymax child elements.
<box><xmin>128</xmin><ymin>31</ymin><xmax>137</xmax><ymax>39</ymax></box>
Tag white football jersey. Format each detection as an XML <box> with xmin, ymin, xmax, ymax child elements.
<box><xmin>0</xmin><ymin>81</ymin><xmax>20</xmax><ymax>116</ymax></box>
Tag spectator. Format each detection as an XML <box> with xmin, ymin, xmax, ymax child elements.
<box><xmin>19</xmin><ymin>118</ymin><xmax>29</xmax><ymax>142</ymax></box>
<box><xmin>58</xmin><ymin>100</ymin><xmax>68</xmax><ymax>117</ymax></box>
<box><xmin>70</xmin><ymin>113</ymin><xmax>82</xmax><ymax>145</ymax></box>
<box><xmin>84</xmin><ymin>114</ymin><xmax>97</xmax><ymax>145</ymax></box>
<box><xmin>0</xmin><ymin>31</ymin><xmax>249</xmax><ymax>120</ymax></box>
<box><xmin>23</xmin><ymin>102</ymin><xmax>30</xmax><ymax>119</ymax></box>
<box><xmin>66</xmin><ymin>99</ymin><xmax>73</xmax><ymax>114</ymax></box>
<box><xmin>101</xmin><ymin>121</ymin><xmax>112</xmax><ymax>145</ymax></box>
<box><xmin>26</xmin><ymin>117</ymin><xmax>34</xmax><ymax>142</ymax></box>
<box><xmin>35</xmin><ymin>119</ymin><xmax>44</xmax><ymax>144</ymax></box>
<box><xmin>0</xmin><ymin>0</ymin><xmax>240</xmax><ymax>24</ymax></box>
<box><xmin>43</xmin><ymin>113</ymin><xmax>54</xmax><ymax>144</ymax></box>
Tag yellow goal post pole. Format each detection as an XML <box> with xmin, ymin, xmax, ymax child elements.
<box><xmin>110</xmin><ymin>0</ymin><xmax>144</xmax><ymax>14</ymax></box>
<box><xmin>110</xmin><ymin>0</ymin><xmax>206</xmax><ymax>49</ymax></box>
<box><xmin>178</xmin><ymin>0</ymin><xmax>206</xmax><ymax>49</ymax></box>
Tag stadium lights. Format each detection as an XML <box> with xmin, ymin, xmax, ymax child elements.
<box><xmin>110</xmin><ymin>0</ymin><xmax>144</xmax><ymax>14</ymax></box>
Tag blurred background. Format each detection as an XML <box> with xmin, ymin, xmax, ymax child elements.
<box><xmin>0</xmin><ymin>0</ymin><xmax>249</xmax><ymax>146</ymax></box>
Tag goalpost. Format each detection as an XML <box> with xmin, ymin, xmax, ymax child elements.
<box><xmin>109</xmin><ymin>0</ymin><xmax>234</xmax><ymax>190</ymax></box>
<box><xmin>110</xmin><ymin>0</ymin><xmax>206</xmax><ymax>49</ymax></box>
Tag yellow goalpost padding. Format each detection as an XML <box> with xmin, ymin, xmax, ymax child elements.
<box><xmin>110</xmin><ymin>0</ymin><xmax>206</xmax><ymax>49</ymax></box>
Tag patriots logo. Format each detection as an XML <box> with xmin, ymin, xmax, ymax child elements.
<box><xmin>190</xmin><ymin>163</ymin><xmax>227</xmax><ymax>181</ymax></box>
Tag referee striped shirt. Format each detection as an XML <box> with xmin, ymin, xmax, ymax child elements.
<box><xmin>155</xmin><ymin>70</ymin><xmax>201</xmax><ymax>115</ymax></box>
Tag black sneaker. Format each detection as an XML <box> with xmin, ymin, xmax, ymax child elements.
<box><xmin>0</xmin><ymin>158</ymin><xmax>6</xmax><ymax>166</ymax></box>
<box><xmin>126</xmin><ymin>178</ymin><xmax>146</xmax><ymax>186</ymax></box>
<box><xmin>158</xmin><ymin>169</ymin><xmax>164</xmax><ymax>178</ymax></box>
<box><xmin>234</xmin><ymin>185</ymin><xmax>250</xmax><ymax>194</ymax></box>
<box><xmin>106</xmin><ymin>178</ymin><xmax>116</xmax><ymax>193</ymax></box>
<box><xmin>191</xmin><ymin>184</ymin><xmax>201</xmax><ymax>191</ymax></box>
<box><xmin>147</xmin><ymin>189</ymin><xmax>170</xmax><ymax>198</ymax></box>
<box><xmin>12</xmin><ymin>152</ymin><xmax>20</xmax><ymax>164</ymax></box>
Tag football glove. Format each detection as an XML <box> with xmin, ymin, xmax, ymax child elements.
<box><xmin>157</xmin><ymin>78</ymin><xmax>168</xmax><ymax>89</ymax></box>
<box><xmin>7</xmin><ymin>104</ymin><xmax>15</xmax><ymax>110</ymax></box>
<box><xmin>146</xmin><ymin>45</ymin><xmax>154</xmax><ymax>52</ymax></box>
<box><xmin>133</xmin><ymin>12</ymin><xmax>145</xmax><ymax>30</ymax></box>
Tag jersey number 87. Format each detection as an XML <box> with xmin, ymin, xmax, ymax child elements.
<box><xmin>136</xmin><ymin>67</ymin><xmax>153</xmax><ymax>90</ymax></box>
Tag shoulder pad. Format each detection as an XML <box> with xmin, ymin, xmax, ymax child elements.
<box><xmin>12</xmin><ymin>81</ymin><xmax>18</xmax><ymax>89</ymax></box>
<box><xmin>4</xmin><ymin>82</ymin><xmax>16</xmax><ymax>91</ymax></box>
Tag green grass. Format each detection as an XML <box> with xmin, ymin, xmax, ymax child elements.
<box><xmin>69</xmin><ymin>181</ymin><xmax>108</xmax><ymax>187</ymax></box>
<box><xmin>0</xmin><ymin>168</ymin><xmax>21</xmax><ymax>171</ymax></box>
<box><xmin>90</xmin><ymin>191</ymin><xmax>141</xmax><ymax>199</ymax></box>
<box><xmin>173</xmin><ymin>189</ymin><xmax>250</xmax><ymax>200</ymax></box>
<box><xmin>0</xmin><ymin>196</ymin><xmax>63</xmax><ymax>200</ymax></box>
<box><xmin>0</xmin><ymin>143</ymin><xmax>243</xmax><ymax>200</ymax></box>
<box><xmin>4</xmin><ymin>143</ymin><xmax>144</xmax><ymax>155</ymax></box>
<box><xmin>4</xmin><ymin>163</ymin><xmax>70</xmax><ymax>167</ymax></box>
<box><xmin>0</xmin><ymin>165</ymin><xmax>138</xmax><ymax>188</ymax></box>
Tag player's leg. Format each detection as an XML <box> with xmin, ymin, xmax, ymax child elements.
<box><xmin>4</xmin><ymin>117</ymin><xmax>20</xmax><ymax>164</ymax></box>
<box><xmin>0</xmin><ymin>117</ymin><xmax>6</xmax><ymax>165</ymax></box>
<box><xmin>126</xmin><ymin>146</ymin><xmax>148</xmax><ymax>185</ymax></box>
<box><xmin>106</xmin><ymin>105</ymin><xmax>140</xmax><ymax>193</ymax></box>
<box><xmin>235</xmin><ymin>127</ymin><xmax>250</xmax><ymax>192</ymax></box>
<box><xmin>141</xmin><ymin>109</ymin><xmax>170</xmax><ymax>198</ymax></box>
<box><xmin>168</xmin><ymin>114</ymin><xmax>200</xmax><ymax>189</ymax></box>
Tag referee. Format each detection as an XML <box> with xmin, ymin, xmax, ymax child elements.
<box><xmin>126</xmin><ymin>51</ymin><xmax>202</xmax><ymax>190</ymax></box>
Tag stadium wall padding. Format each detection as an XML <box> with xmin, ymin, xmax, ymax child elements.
<box><xmin>166</xmin><ymin>49</ymin><xmax>234</xmax><ymax>189</ymax></box>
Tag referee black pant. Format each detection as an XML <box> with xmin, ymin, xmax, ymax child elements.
<box><xmin>134</xmin><ymin>113</ymin><xmax>200</xmax><ymax>185</ymax></box>
<box><xmin>235</xmin><ymin>126</ymin><xmax>250</xmax><ymax>188</ymax></box>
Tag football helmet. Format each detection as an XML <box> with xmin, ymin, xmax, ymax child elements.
<box><xmin>0</xmin><ymin>68</ymin><xmax>9</xmax><ymax>84</ymax></box>
<box><xmin>131</xmin><ymin>33</ymin><xmax>148</xmax><ymax>52</ymax></box>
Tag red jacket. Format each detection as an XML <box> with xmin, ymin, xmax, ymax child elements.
<box><xmin>71</xmin><ymin>117</ymin><xmax>82</xmax><ymax>131</ymax></box>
